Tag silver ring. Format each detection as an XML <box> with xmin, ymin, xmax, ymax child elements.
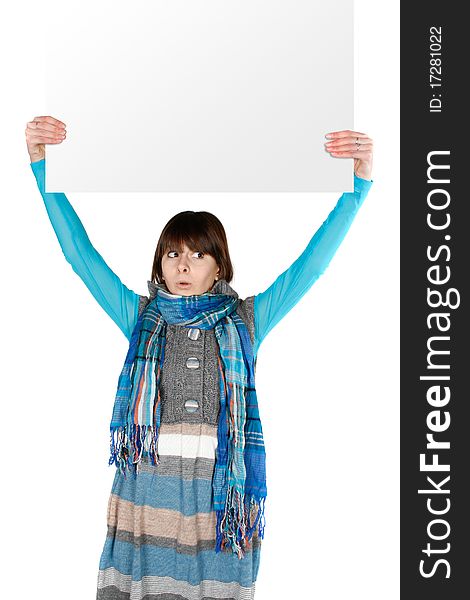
<box><xmin>355</xmin><ymin>137</ymin><xmax>360</xmax><ymax>149</ymax></box>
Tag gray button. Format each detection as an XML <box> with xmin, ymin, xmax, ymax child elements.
<box><xmin>187</xmin><ymin>328</ymin><xmax>201</xmax><ymax>341</ymax></box>
<box><xmin>184</xmin><ymin>399</ymin><xmax>199</xmax><ymax>413</ymax></box>
<box><xmin>186</xmin><ymin>357</ymin><xmax>200</xmax><ymax>369</ymax></box>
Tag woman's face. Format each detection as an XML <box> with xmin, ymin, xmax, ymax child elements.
<box><xmin>161</xmin><ymin>243</ymin><xmax>220</xmax><ymax>296</ymax></box>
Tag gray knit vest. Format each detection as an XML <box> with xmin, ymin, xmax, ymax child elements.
<box><xmin>136</xmin><ymin>279</ymin><xmax>255</xmax><ymax>426</ymax></box>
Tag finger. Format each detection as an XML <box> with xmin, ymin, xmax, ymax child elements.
<box><xmin>328</xmin><ymin>148</ymin><xmax>372</xmax><ymax>158</ymax></box>
<box><xmin>29</xmin><ymin>120</ymin><xmax>66</xmax><ymax>134</ymax></box>
<box><xmin>32</xmin><ymin>115</ymin><xmax>66</xmax><ymax>129</ymax></box>
<box><xmin>325</xmin><ymin>130</ymin><xmax>369</xmax><ymax>138</ymax></box>
<box><xmin>326</xmin><ymin>138</ymin><xmax>373</xmax><ymax>150</ymax></box>
<box><xmin>27</xmin><ymin>135</ymin><xmax>64</xmax><ymax>145</ymax></box>
<box><xmin>325</xmin><ymin>130</ymin><xmax>369</xmax><ymax>139</ymax></box>
<box><xmin>26</xmin><ymin>125</ymin><xmax>65</xmax><ymax>141</ymax></box>
<box><xmin>26</xmin><ymin>129</ymin><xmax>66</xmax><ymax>144</ymax></box>
<box><xmin>27</xmin><ymin>121</ymin><xmax>65</xmax><ymax>135</ymax></box>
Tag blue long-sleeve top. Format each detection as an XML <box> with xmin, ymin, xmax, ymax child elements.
<box><xmin>30</xmin><ymin>158</ymin><xmax>373</xmax><ymax>356</ymax></box>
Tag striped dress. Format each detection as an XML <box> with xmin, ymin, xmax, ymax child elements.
<box><xmin>30</xmin><ymin>158</ymin><xmax>372</xmax><ymax>600</ymax></box>
<box><xmin>99</xmin><ymin>426</ymin><xmax>261</xmax><ymax>600</ymax></box>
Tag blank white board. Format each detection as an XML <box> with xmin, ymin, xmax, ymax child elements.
<box><xmin>45</xmin><ymin>0</ymin><xmax>353</xmax><ymax>192</ymax></box>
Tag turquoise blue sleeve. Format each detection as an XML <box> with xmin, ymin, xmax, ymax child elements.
<box><xmin>30</xmin><ymin>158</ymin><xmax>140</xmax><ymax>340</ymax></box>
<box><xmin>253</xmin><ymin>174</ymin><xmax>373</xmax><ymax>354</ymax></box>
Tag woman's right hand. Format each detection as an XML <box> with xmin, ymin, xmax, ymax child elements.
<box><xmin>25</xmin><ymin>115</ymin><xmax>67</xmax><ymax>163</ymax></box>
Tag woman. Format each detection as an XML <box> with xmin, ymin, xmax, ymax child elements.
<box><xmin>25</xmin><ymin>116</ymin><xmax>373</xmax><ymax>600</ymax></box>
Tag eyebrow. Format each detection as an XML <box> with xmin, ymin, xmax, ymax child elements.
<box><xmin>166</xmin><ymin>246</ymin><xmax>202</xmax><ymax>253</ymax></box>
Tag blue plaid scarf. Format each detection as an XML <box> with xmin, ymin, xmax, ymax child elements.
<box><xmin>108</xmin><ymin>281</ymin><xmax>267</xmax><ymax>558</ymax></box>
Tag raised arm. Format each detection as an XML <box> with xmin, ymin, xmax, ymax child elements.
<box><xmin>252</xmin><ymin>129</ymin><xmax>374</xmax><ymax>354</ymax></box>
<box><xmin>30</xmin><ymin>157</ymin><xmax>140</xmax><ymax>340</ymax></box>
<box><xmin>253</xmin><ymin>174</ymin><xmax>372</xmax><ymax>353</ymax></box>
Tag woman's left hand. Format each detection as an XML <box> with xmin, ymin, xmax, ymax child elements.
<box><xmin>324</xmin><ymin>129</ymin><xmax>373</xmax><ymax>181</ymax></box>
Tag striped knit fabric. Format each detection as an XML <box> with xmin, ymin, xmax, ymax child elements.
<box><xmin>96</xmin><ymin>421</ymin><xmax>262</xmax><ymax>600</ymax></box>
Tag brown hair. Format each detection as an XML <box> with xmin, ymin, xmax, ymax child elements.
<box><xmin>150</xmin><ymin>211</ymin><xmax>234</xmax><ymax>284</ymax></box>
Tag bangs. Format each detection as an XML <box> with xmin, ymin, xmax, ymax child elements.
<box><xmin>161</xmin><ymin>215</ymin><xmax>219</xmax><ymax>257</ymax></box>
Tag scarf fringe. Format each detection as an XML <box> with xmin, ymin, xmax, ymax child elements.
<box><xmin>108</xmin><ymin>424</ymin><xmax>160</xmax><ymax>478</ymax></box>
<box><xmin>215</xmin><ymin>489</ymin><xmax>266</xmax><ymax>559</ymax></box>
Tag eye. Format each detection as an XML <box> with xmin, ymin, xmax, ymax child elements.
<box><xmin>192</xmin><ymin>251</ymin><xmax>205</xmax><ymax>259</ymax></box>
<box><xmin>167</xmin><ymin>250</ymin><xmax>178</xmax><ymax>258</ymax></box>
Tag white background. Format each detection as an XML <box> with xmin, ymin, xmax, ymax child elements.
<box><xmin>1</xmin><ymin>1</ymin><xmax>399</xmax><ymax>599</ymax></box>
<box><xmin>45</xmin><ymin>0</ymin><xmax>353</xmax><ymax>192</ymax></box>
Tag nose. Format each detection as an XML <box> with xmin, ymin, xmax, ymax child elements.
<box><xmin>177</xmin><ymin>254</ymin><xmax>190</xmax><ymax>272</ymax></box>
